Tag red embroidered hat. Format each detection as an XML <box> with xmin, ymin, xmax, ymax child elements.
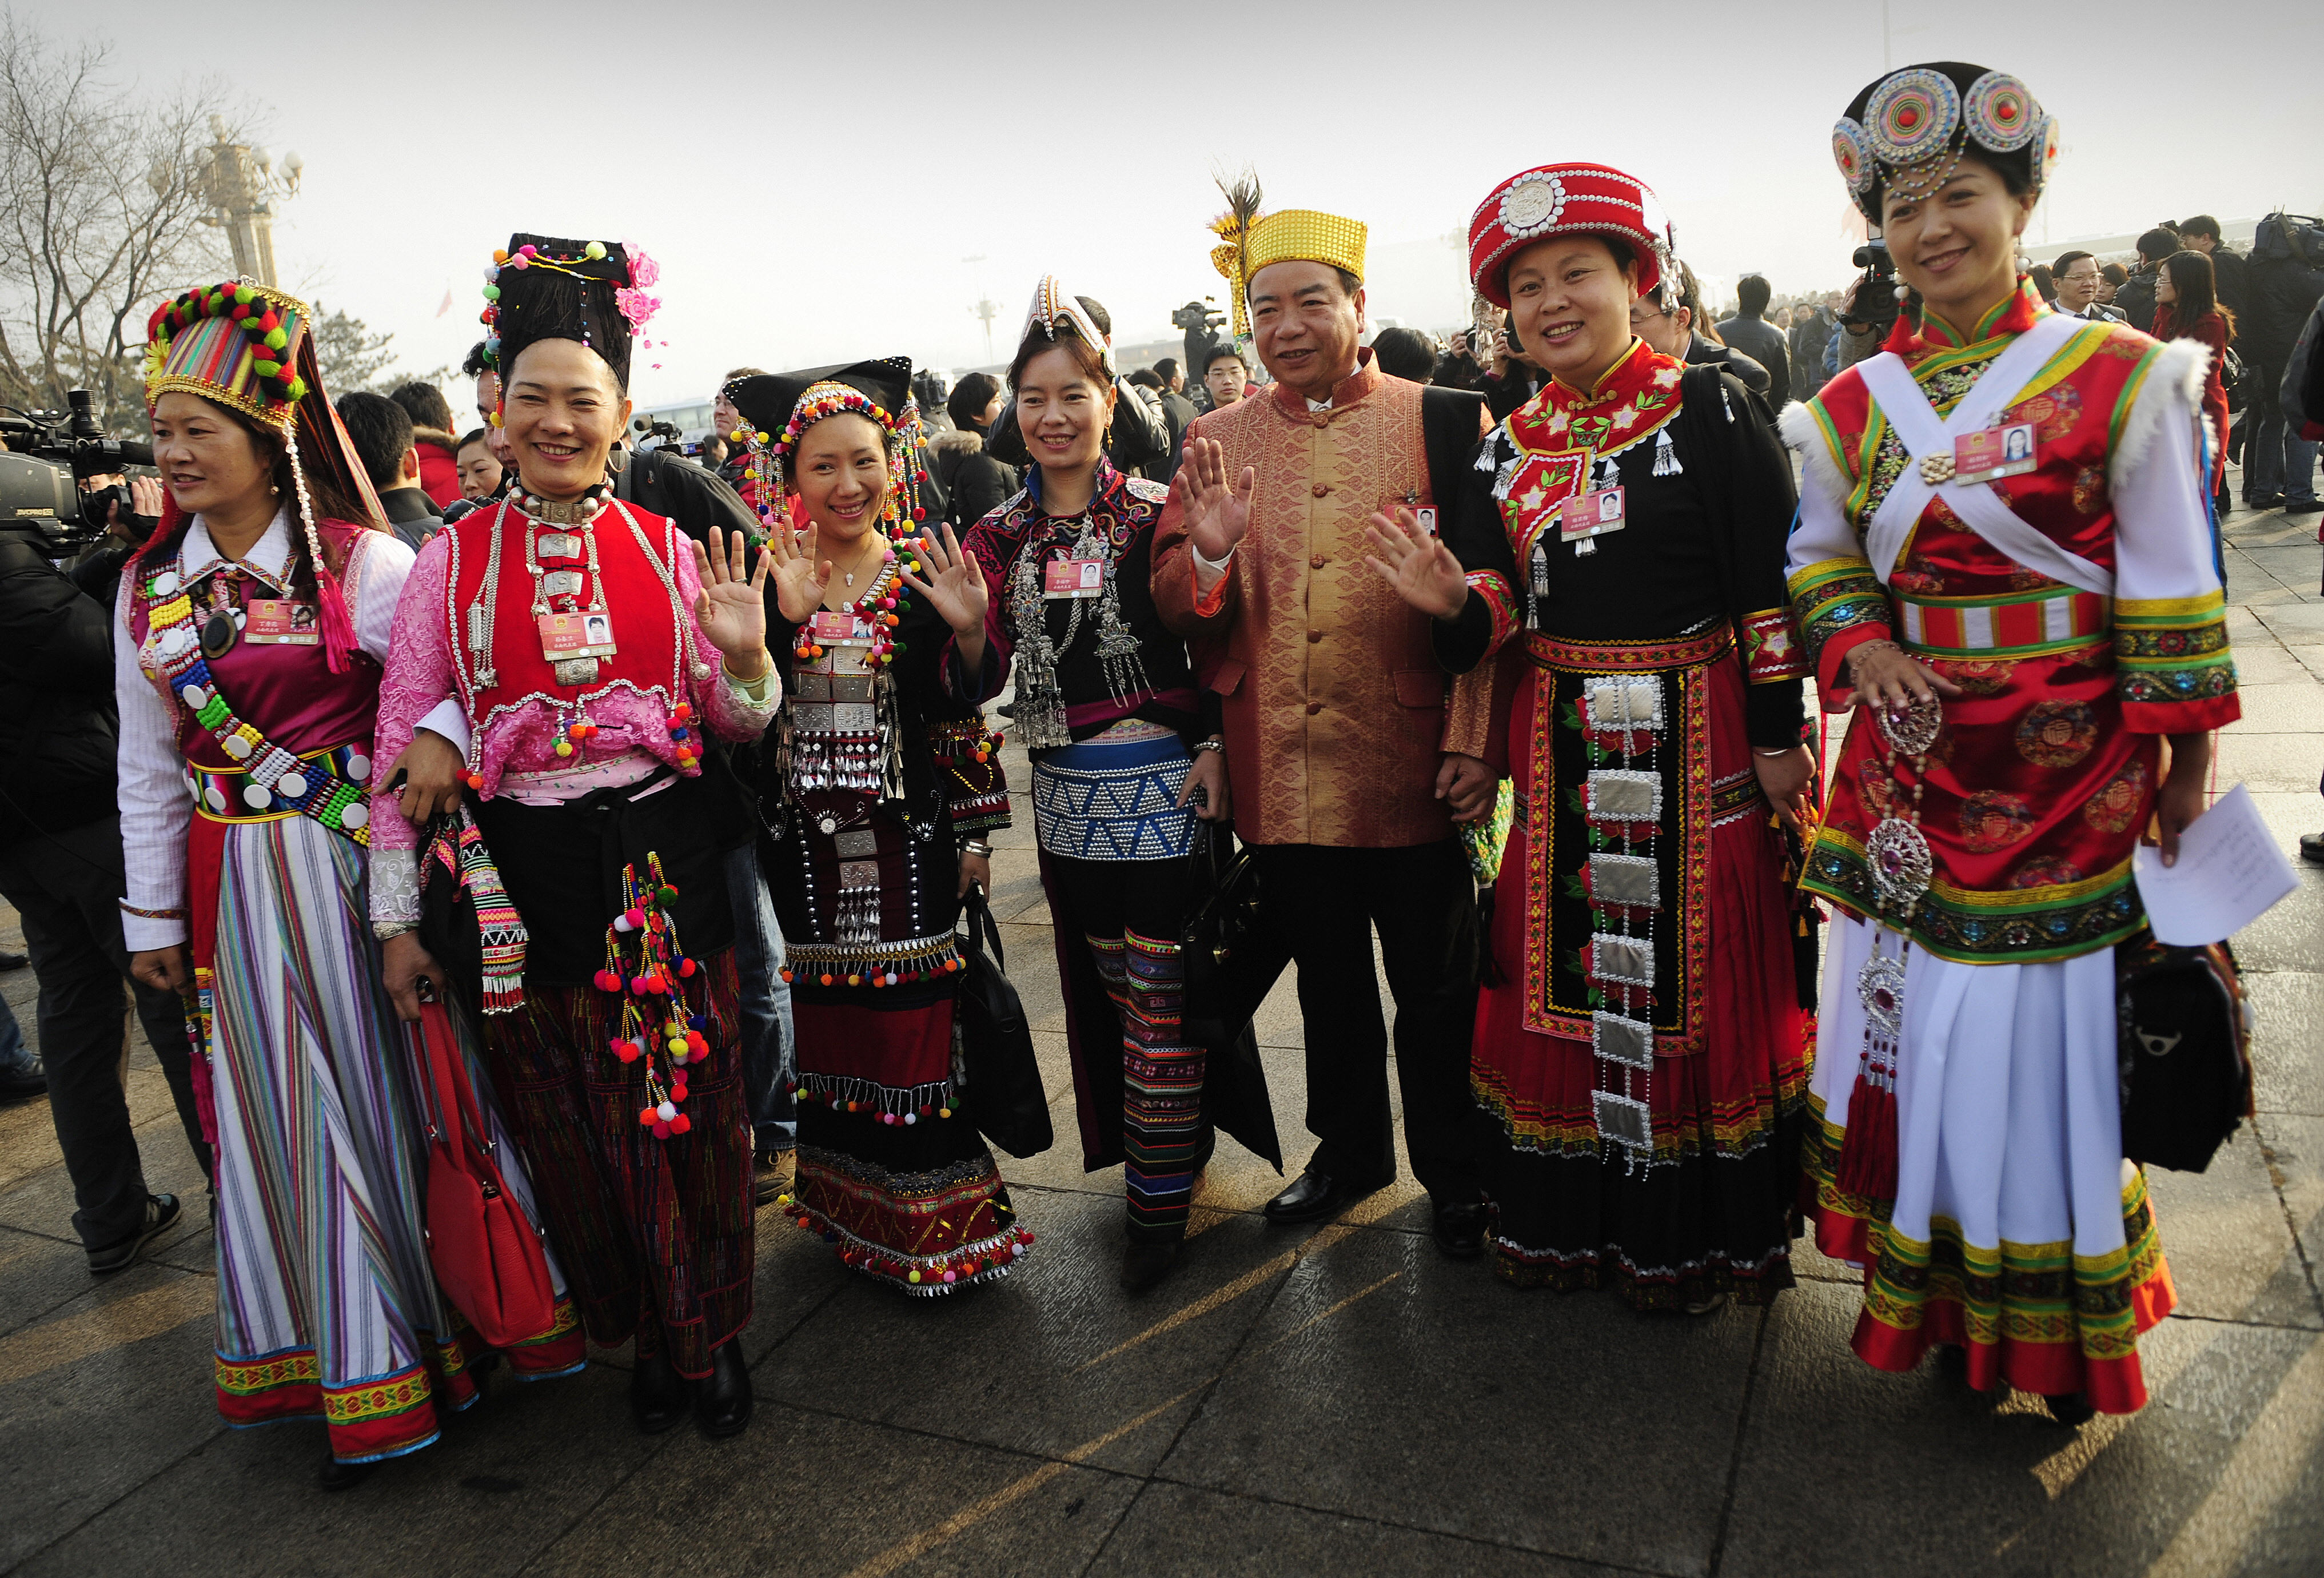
<box><xmin>1468</xmin><ymin>163</ymin><xmax>1676</xmax><ymax>308</ymax></box>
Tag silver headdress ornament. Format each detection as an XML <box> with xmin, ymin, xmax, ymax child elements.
<box><xmin>1021</xmin><ymin>276</ymin><xmax>1116</xmax><ymax>377</ymax></box>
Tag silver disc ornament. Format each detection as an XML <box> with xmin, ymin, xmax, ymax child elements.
<box><xmin>1856</xmin><ymin>950</ymin><xmax>1908</xmax><ymax>1034</ymax></box>
<box><xmin>1867</xmin><ymin>818</ymin><xmax>1934</xmax><ymax>910</ymax></box>
<box><xmin>1873</xmin><ymin>690</ymin><xmax>1943</xmax><ymax>756</ymax></box>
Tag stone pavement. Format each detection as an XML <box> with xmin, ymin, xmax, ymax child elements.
<box><xmin>2</xmin><ymin>490</ymin><xmax>2321</xmax><ymax>1577</ymax></box>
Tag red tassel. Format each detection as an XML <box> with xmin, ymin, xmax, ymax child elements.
<box><xmin>1834</xmin><ymin>1073</ymin><xmax>1899</xmax><ymax>1204</ymax></box>
<box><xmin>314</xmin><ymin>565</ymin><xmax>356</xmax><ymax>675</ymax></box>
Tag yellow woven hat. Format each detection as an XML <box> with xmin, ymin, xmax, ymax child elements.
<box><xmin>1210</xmin><ymin>191</ymin><xmax>1367</xmax><ymax>337</ymax></box>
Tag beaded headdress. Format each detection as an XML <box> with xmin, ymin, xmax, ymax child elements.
<box><xmin>477</xmin><ymin>233</ymin><xmax>661</xmax><ymax>396</ymax></box>
<box><xmin>1833</xmin><ymin>62</ymin><xmax>2056</xmax><ymax>221</ymax></box>
<box><xmin>725</xmin><ymin>358</ymin><xmax>931</xmax><ymax>534</ymax></box>
<box><xmin>1467</xmin><ymin>162</ymin><xmax>1676</xmax><ymax>309</ymax></box>
<box><xmin>1019</xmin><ymin>276</ymin><xmax>1117</xmax><ymax>377</ymax></box>
<box><xmin>141</xmin><ymin>278</ymin><xmax>384</xmax><ymax>674</ymax></box>
<box><xmin>1207</xmin><ymin>174</ymin><xmax>1368</xmax><ymax>338</ymax></box>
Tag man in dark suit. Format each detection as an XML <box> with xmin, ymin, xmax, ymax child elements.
<box><xmin>1714</xmin><ymin>274</ymin><xmax>1791</xmax><ymax>411</ymax></box>
<box><xmin>336</xmin><ymin>391</ymin><xmax>441</xmax><ymax>551</ymax></box>
<box><xmin>1631</xmin><ymin>262</ymin><xmax>1772</xmax><ymax>404</ymax></box>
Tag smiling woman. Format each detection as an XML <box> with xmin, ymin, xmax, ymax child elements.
<box><xmin>367</xmin><ymin>230</ymin><xmax>780</xmax><ymax>1444</ymax></box>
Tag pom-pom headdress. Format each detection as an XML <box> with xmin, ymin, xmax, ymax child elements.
<box><xmin>1207</xmin><ymin>172</ymin><xmax>1368</xmax><ymax>338</ymax></box>
<box><xmin>478</xmin><ymin>233</ymin><xmax>659</xmax><ymax>395</ymax></box>
<box><xmin>1466</xmin><ymin>162</ymin><xmax>1676</xmax><ymax>310</ymax></box>
<box><xmin>725</xmin><ymin>358</ymin><xmax>930</xmax><ymax>532</ymax></box>
<box><xmin>1832</xmin><ymin>62</ymin><xmax>2055</xmax><ymax>221</ymax></box>
<box><xmin>142</xmin><ymin>278</ymin><xmax>384</xmax><ymax>674</ymax></box>
<box><xmin>1019</xmin><ymin>277</ymin><xmax>1115</xmax><ymax>376</ymax></box>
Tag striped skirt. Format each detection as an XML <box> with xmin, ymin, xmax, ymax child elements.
<box><xmin>190</xmin><ymin>811</ymin><xmax>582</xmax><ymax>1465</ymax></box>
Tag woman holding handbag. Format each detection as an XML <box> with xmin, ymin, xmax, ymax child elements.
<box><xmin>726</xmin><ymin>358</ymin><xmax>1035</xmax><ymax>1295</ymax></box>
<box><xmin>119</xmin><ymin>278</ymin><xmax>584</xmax><ymax>1488</ymax></box>
<box><xmin>960</xmin><ymin>279</ymin><xmax>1234</xmax><ymax>1293</ymax></box>
<box><xmin>1786</xmin><ymin>63</ymin><xmax>2241</xmax><ymax>1422</ymax></box>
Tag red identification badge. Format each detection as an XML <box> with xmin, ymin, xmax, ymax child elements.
<box><xmin>1954</xmin><ymin>422</ymin><xmax>2038</xmax><ymax>484</ymax></box>
<box><xmin>1043</xmin><ymin>557</ymin><xmax>1106</xmax><ymax>598</ymax></box>
<box><xmin>537</xmin><ymin>611</ymin><xmax>617</xmax><ymax>659</ymax></box>
<box><xmin>244</xmin><ymin>598</ymin><xmax>319</xmax><ymax>645</ymax></box>
<box><xmin>808</xmin><ymin>610</ymin><xmax>872</xmax><ymax>644</ymax></box>
<box><xmin>1558</xmin><ymin>485</ymin><xmax>1627</xmax><ymax>541</ymax></box>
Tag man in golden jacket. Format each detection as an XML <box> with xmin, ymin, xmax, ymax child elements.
<box><xmin>1153</xmin><ymin>183</ymin><xmax>1494</xmax><ymax>1253</ymax></box>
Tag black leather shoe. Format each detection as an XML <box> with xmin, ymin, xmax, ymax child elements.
<box><xmin>1430</xmin><ymin>1198</ymin><xmax>1488</xmax><ymax>1259</ymax></box>
<box><xmin>317</xmin><ymin>1455</ymin><xmax>375</xmax><ymax>1492</ymax></box>
<box><xmin>2301</xmin><ymin>832</ymin><xmax>2324</xmax><ymax>866</ymax></box>
<box><xmin>693</xmin><ymin>1340</ymin><xmax>753</xmax><ymax>1439</ymax></box>
<box><xmin>1264</xmin><ymin>1166</ymin><xmax>1381</xmax><ymax>1224</ymax></box>
<box><xmin>1120</xmin><ymin>1241</ymin><xmax>1179</xmax><ymax>1293</ymax></box>
<box><xmin>0</xmin><ymin>1057</ymin><xmax>46</xmax><ymax>1101</ymax></box>
<box><xmin>0</xmin><ymin>949</ymin><xmax>27</xmax><ymax>971</ymax></box>
<box><xmin>2043</xmin><ymin>1392</ymin><xmax>2096</xmax><ymax>1428</ymax></box>
<box><xmin>629</xmin><ymin>1348</ymin><xmax>689</xmax><ymax>1435</ymax></box>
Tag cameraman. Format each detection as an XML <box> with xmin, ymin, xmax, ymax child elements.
<box><xmin>0</xmin><ymin>481</ymin><xmax>209</xmax><ymax>1272</ymax></box>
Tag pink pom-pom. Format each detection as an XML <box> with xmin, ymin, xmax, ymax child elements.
<box><xmin>651</xmin><ymin>1120</ymin><xmax>672</xmax><ymax>1139</ymax></box>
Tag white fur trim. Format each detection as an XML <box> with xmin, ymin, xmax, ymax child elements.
<box><xmin>1780</xmin><ymin>397</ymin><xmax>1850</xmax><ymax>512</ymax></box>
<box><xmin>2109</xmin><ymin>336</ymin><xmax>2210</xmax><ymax>497</ymax></box>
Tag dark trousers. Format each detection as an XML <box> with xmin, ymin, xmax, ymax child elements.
<box><xmin>1249</xmin><ymin>839</ymin><xmax>1482</xmax><ymax>1201</ymax></box>
<box><xmin>0</xmin><ymin>815</ymin><xmax>208</xmax><ymax>1249</ymax></box>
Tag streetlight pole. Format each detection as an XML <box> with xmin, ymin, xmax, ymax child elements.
<box><xmin>196</xmin><ymin>117</ymin><xmax>302</xmax><ymax>288</ymax></box>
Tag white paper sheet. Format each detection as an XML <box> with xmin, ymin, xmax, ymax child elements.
<box><xmin>2131</xmin><ymin>783</ymin><xmax>2299</xmax><ymax>946</ymax></box>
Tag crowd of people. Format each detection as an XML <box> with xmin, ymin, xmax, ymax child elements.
<box><xmin>3</xmin><ymin>53</ymin><xmax>2318</xmax><ymax>1495</ymax></box>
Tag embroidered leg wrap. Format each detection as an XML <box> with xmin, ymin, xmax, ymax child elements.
<box><xmin>1120</xmin><ymin>930</ymin><xmax>1205</xmax><ymax>1243</ymax></box>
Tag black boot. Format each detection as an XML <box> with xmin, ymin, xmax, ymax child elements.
<box><xmin>1120</xmin><ymin>1240</ymin><xmax>1179</xmax><ymax>1293</ymax></box>
<box><xmin>316</xmin><ymin>1455</ymin><xmax>375</xmax><ymax>1492</ymax></box>
<box><xmin>694</xmin><ymin>1340</ymin><xmax>753</xmax><ymax>1439</ymax></box>
<box><xmin>629</xmin><ymin>1348</ymin><xmax>689</xmax><ymax>1435</ymax></box>
<box><xmin>2043</xmin><ymin>1392</ymin><xmax>2096</xmax><ymax>1428</ymax></box>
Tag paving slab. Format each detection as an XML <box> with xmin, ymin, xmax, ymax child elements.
<box><xmin>1089</xmin><ymin>1479</ymin><xmax>1620</xmax><ymax>1577</ymax></box>
<box><xmin>1155</xmin><ymin>1223</ymin><xmax>1756</xmax><ymax>1576</ymax></box>
<box><xmin>2250</xmin><ymin>971</ymin><xmax>2324</xmax><ymax>1115</ymax></box>
<box><xmin>2252</xmin><ymin>1113</ymin><xmax>2324</xmax><ymax>1324</ymax></box>
<box><xmin>520</xmin><ymin>1397</ymin><xmax>1143</xmax><ymax>1578</ymax></box>
<box><xmin>2143</xmin><ymin>1126</ymin><xmax>2321</xmax><ymax>1329</ymax></box>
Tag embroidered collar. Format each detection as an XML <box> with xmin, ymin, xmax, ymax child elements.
<box><xmin>1267</xmin><ymin>347</ymin><xmax>1377</xmax><ymax>417</ymax></box>
<box><xmin>181</xmin><ymin>509</ymin><xmax>296</xmax><ymax>592</ymax></box>
<box><xmin>1505</xmin><ymin>336</ymin><xmax>1685</xmax><ymax>457</ymax></box>
<box><xmin>1892</xmin><ymin>275</ymin><xmax>2046</xmax><ymax>360</ymax></box>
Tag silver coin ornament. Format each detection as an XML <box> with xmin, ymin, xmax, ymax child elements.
<box><xmin>1867</xmin><ymin>818</ymin><xmax>1935</xmax><ymax>909</ymax></box>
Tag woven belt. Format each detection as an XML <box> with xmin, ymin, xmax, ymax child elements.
<box><xmin>188</xmin><ymin>741</ymin><xmax>374</xmax><ymax>842</ymax></box>
<box><xmin>1897</xmin><ymin>586</ymin><xmax>2107</xmax><ymax>658</ymax></box>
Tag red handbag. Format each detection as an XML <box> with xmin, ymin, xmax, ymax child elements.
<box><xmin>412</xmin><ymin>991</ymin><xmax>558</xmax><ymax>1349</ymax></box>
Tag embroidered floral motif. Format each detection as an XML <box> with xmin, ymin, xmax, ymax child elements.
<box><xmin>1960</xmin><ymin>790</ymin><xmax>2037</xmax><ymax>851</ymax></box>
<box><xmin>2015</xmin><ymin>700</ymin><xmax>2099</xmax><ymax>767</ymax></box>
<box><xmin>2083</xmin><ymin>758</ymin><xmax>2151</xmax><ymax>833</ymax></box>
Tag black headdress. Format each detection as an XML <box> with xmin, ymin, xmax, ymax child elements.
<box><xmin>725</xmin><ymin>357</ymin><xmax>927</xmax><ymax>529</ymax></box>
<box><xmin>481</xmin><ymin>233</ymin><xmax>647</xmax><ymax>392</ymax></box>
<box><xmin>1832</xmin><ymin>62</ymin><xmax>2057</xmax><ymax>222</ymax></box>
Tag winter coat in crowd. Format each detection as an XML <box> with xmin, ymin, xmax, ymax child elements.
<box><xmin>2208</xmin><ymin>246</ymin><xmax>2252</xmax><ymax>321</ymax></box>
<box><xmin>1789</xmin><ymin>309</ymin><xmax>1833</xmax><ymax>398</ymax></box>
<box><xmin>2246</xmin><ymin>214</ymin><xmax>2324</xmax><ymax>365</ymax></box>
<box><xmin>1684</xmin><ymin>334</ymin><xmax>1771</xmax><ymax>400</ymax></box>
<box><xmin>2113</xmin><ymin>270</ymin><xmax>2160</xmax><ymax>335</ymax></box>
<box><xmin>2283</xmin><ymin>300</ymin><xmax>2324</xmax><ymax>442</ymax></box>
<box><xmin>931</xmin><ymin>425</ymin><xmax>1019</xmax><ymax>528</ymax></box>
<box><xmin>1713</xmin><ymin>312</ymin><xmax>1791</xmax><ymax>411</ymax></box>
<box><xmin>412</xmin><ymin>427</ymin><xmax>462</xmax><ymax>509</ymax></box>
<box><xmin>0</xmin><ymin>533</ymin><xmax>121</xmax><ymax>847</ymax></box>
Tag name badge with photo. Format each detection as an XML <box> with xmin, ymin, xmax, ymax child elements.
<box><xmin>808</xmin><ymin>610</ymin><xmax>874</xmax><ymax>645</ymax></box>
<box><xmin>1043</xmin><ymin>557</ymin><xmax>1107</xmax><ymax>599</ymax></box>
<box><xmin>1414</xmin><ymin>507</ymin><xmax>1438</xmax><ymax>537</ymax></box>
<box><xmin>1952</xmin><ymin>422</ymin><xmax>2038</xmax><ymax>485</ymax></box>
<box><xmin>1558</xmin><ymin>484</ymin><xmax>1627</xmax><ymax>542</ymax></box>
<box><xmin>537</xmin><ymin>611</ymin><xmax>617</xmax><ymax>660</ymax></box>
<box><xmin>244</xmin><ymin>598</ymin><xmax>320</xmax><ymax>645</ymax></box>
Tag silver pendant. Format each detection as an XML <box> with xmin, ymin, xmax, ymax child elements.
<box><xmin>1875</xmin><ymin>692</ymin><xmax>1943</xmax><ymax>755</ymax></box>
<box><xmin>1867</xmin><ymin>818</ymin><xmax>1934</xmax><ymax>908</ymax></box>
<box><xmin>1593</xmin><ymin>1089</ymin><xmax>1652</xmax><ymax>1152</ymax></box>
<box><xmin>1857</xmin><ymin>950</ymin><xmax>1907</xmax><ymax>1034</ymax></box>
<box><xmin>543</xmin><ymin>569</ymin><xmax>584</xmax><ymax>597</ymax></box>
<box><xmin>817</xmin><ymin>813</ymin><xmax>839</xmax><ymax>836</ymax></box>
<box><xmin>553</xmin><ymin>656</ymin><xmax>599</xmax><ymax>687</ymax></box>
<box><xmin>536</xmin><ymin>531</ymin><xmax>582</xmax><ymax>559</ymax></box>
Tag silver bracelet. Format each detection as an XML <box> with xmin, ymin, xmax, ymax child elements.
<box><xmin>1753</xmin><ymin>747</ymin><xmax>1798</xmax><ymax>758</ymax></box>
<box><xmin>960</xmin><ymin>838</ymin><xmax>994</xmax><ymax>859</ymax></box>
<box><xmin>1189</xmin><ymin>738</ymin><xmax>1226</xmax><ymax>756</ymax></box>
<box><xmin>372</xmin><ymin>921</ymin><xmax>420</xmax><ymax>942</ymax></box>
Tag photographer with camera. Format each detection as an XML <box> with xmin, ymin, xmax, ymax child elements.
<box><xmin>0</xmin><ymin>407</ymin><xmax>210</xmax><ymax>1274</ymax></box>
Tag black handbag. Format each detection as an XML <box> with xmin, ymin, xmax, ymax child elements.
<box><xmin>1182</xmin><ymin>823</ymin><xmax>1287</xmax><ymax>1172</ymax></box>
<box><xmin>2117</xmin><ymin>933</ymin><xmax>2254</xmax><ymax>1173</ymax></box>
<box><xmin>954</xmin><ymin>886</ymin><xmax>1054</xmax><ymax>1160</ymax></box>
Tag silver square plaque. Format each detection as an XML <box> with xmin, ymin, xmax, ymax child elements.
<box><xmin>838</xmin><ymin>860</ymin><xmax>880</xmax><ymax>891</ymax></box>
<box><xmin>535</xmin><ymin>531</ymin><xmax>581</xmax><ymax>560</ymax></box>
<box><xmin>1583</xmin><ymin>676</ymin><xmax>1663</xmax><ymax>733</ymax></box>
<box><xmin>1593</xmin><ymin>1010</ymin><xmax>1655</xmax><ymax>1070</ymax></box>
<box><xmin>832</xmin><ymin>674</ymin><xmax>875</xmax><ymax>702</ymax></box>
<box><xmin>1590</xmin><ymin>852</ymin><xmax>1660</xmax><ymax>909</ymax></box>
<box><xmin>794</xmin><ymin>672</ymin><xmax>833</xmax><ymax>702</ymax></box>
<box><xmin>1594</xmin><ymin>1090</ymin><xmax>1653</xmax><ymax>1151</ymax></box>
<box><xmin>1585</xmin><ymin>770</ymin><xmax>1662</xmax><ymax>821</ymax></box>
<box><xmin>832</xmin><ymin>702</ymin><xmax>878</xmax><ymax>734</ymax></box>
<box><xmin>834</xmin><ymin>830</ymin><xmax>879</xmax><ymax>859</ymax></box>
<box><xmin>792</xmin><ymin>702</ymin><xmax>834</xmax><ymax>733</ymax></box>
<box><xmin>1589</xmin><ymin>932</ymin><xmax>1655</xmax><ymax>987</ymax></box>
<box><xmin>542</xmin><ymin>569</ymin><xmax>584</xmax><ymax>597</ymax></box>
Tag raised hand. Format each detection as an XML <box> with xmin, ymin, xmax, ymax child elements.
<box><xmin>1362</xmin><ymin>507</ymin><xmax>1469</xmax><ymax>619</ymax></box>
<box><xmin>1185</xmin><ymin>437</ymin><xmax>1255</xmax><ymax>565</ymax></box>
<box><xmin>691</xmin><ymin>524</ymin><xmax>773</xmax><ymax>676</ymax></box>
<box><xmin>895</xmin><ymin>523</ymin><xmax>989</xmax><ymax>637</ymax></box>
<box><xmin>763</xmin><ymin>516</ymin><xmax>831</xmax><ymax>623</ymax></box>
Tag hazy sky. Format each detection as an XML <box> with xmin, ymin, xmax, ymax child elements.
<box><xmin>62</xmin><ymin>0</ymin><xmax>2324</xmax><ymax>409</ymax></box>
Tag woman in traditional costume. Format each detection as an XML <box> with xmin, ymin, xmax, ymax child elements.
<box><xmin>1363</xmin><ymin>164</ymin><xmax>1817</xmax><ymax>1313</ymax></box>
<box><xmin>724</xmin><ymin>359</ymin><xmax>1035</xmax><ymax>1294</ymax></box>
<box><xmin>1785</xmin><ymin>64</ymin><xmax>2239</xmax><ymax>1421</ymax></box>
<box><xmin>119</xmin><ymin>279</ymin><xmax>584</xmax><ymax>1487</ymax></box>
<box><xmin>960</xmin><ymin>280</ymin><xmax>1234</xmax><ymax>1293</ymax></box>
<box><xmin>372</xmin><ymin>233</ymin><xmax>779</xmax><ymax>1440</ymax></box>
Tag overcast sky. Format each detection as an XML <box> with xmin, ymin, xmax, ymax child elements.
<box><xmin>66</xmin><ymin>0</ymin><xmax>2324</xmax><ymax>408</ymax></box>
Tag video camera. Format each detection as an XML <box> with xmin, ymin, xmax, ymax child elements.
<box><xmin>1170</xmin><ymin>300</ymin><xmax>1226</xmax><ymax>334</ymax></box>
<box><xmin>631</xmin><ymin>416</ymin><xmax>684</xmax><ymax>453</ymax></box>
<box><xmin>0</xmin><ymin>389</ymin><xmax>158</xmax><ymax>553</ymax></box>
<box><xmin>1840</xmin><ymin>239</ymin><xmax>1906</xmax><ymax>340</ymax></box>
